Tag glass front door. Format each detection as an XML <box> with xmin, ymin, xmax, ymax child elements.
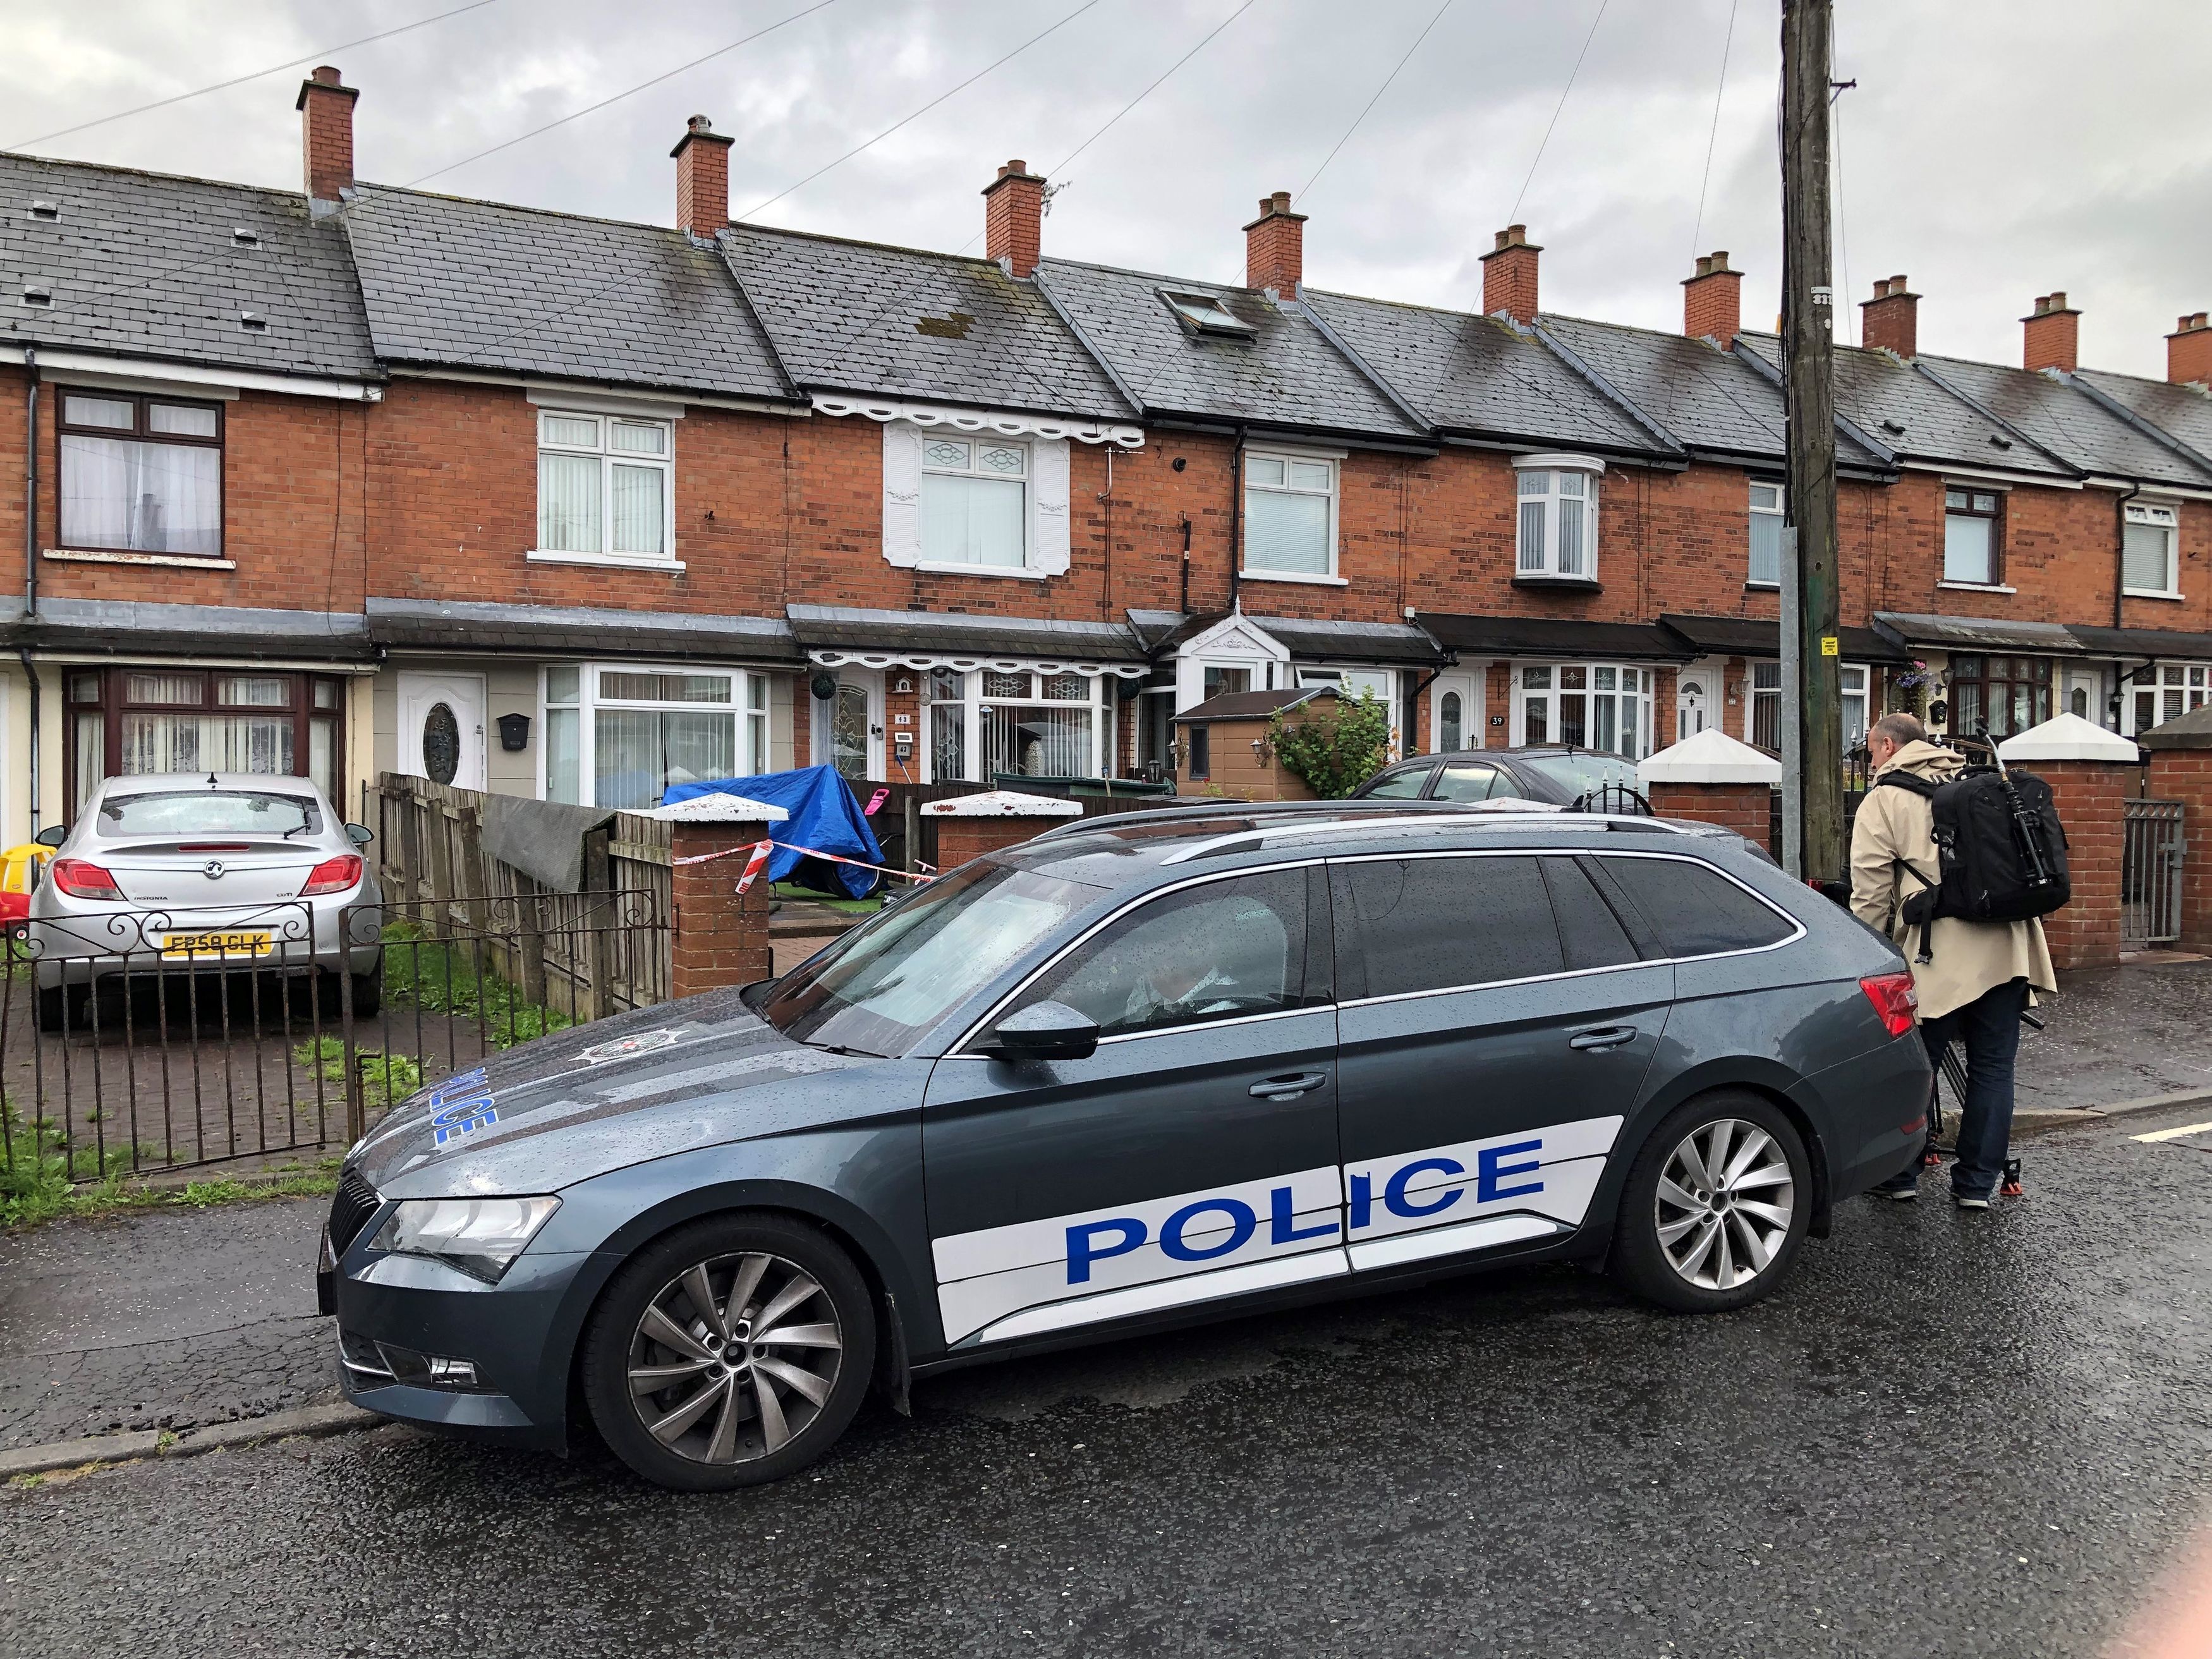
<box><xmin>831</xmin><ymin>683</ymin><xmax>871</xmax><ymax>782</ymax></box>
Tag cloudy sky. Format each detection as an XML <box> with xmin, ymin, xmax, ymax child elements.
<box><xmin>6</xmin><ymin>0</ymin><xmax>2206</xmax><ymax>378</ymax></box>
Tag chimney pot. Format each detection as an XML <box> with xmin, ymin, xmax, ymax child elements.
<box><xmin>295</xmin><ymin>65</ymin><xmax>359</xmax><ymax>207</ymax></box>
<box><xmin>670</xmin><ymin>116</ymin><xmax>734</xmax><ymax>238</ymax></box>
<box><xmin>1241</xmin><ymin>188</ymin><xmax>1307</xmax><ymax>296</ymax></box>
<box><xmin>2168</xmin><ymin>308</ymin><xmax>2212</xmax><ymax>387</ymax></box>
<box><xmin>983</xmin><ymin>159</ymin><xmax>1047</xmax><ymax>279</ymax></box>
<box><xmin>1481</xmin><ymin>224</ymin><xmax>1543</xmax><ymax>325</ymax></box>
<box><xmin>1681</xmin><ymin>250</ymin><xmax>1742</xmax><ymax>349</ymax></box>
<box><xmin>2022</xmin><ymin>289</ymin><xmax>2081</xmax><ymax>373</ymax></box>
<box><xmin>1861</xmin><ymin>274</ymin><xmax>1920</xmax><ymax>359</ymax></box>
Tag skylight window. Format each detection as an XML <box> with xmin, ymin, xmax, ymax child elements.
<box><xmin>1160</xmin><ymin>289</ymin><xmax>1255</xmax><ymax>339</ymax></box>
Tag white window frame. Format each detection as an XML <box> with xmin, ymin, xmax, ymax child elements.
<box><xmin>2127</xmin><ymin>661</ymin><xmax>2212</xmax><ymax>736</ymax></box>
<box><xmin>1241</xmin><ymin>449</ymin><xmax>1344</xmax><ymax>584</ymax></box>
<box><xmin>1509</xmin><ymin>662</ymin><xmax>1653</xmax><ymax>759</ymax></box>
<box><xmin>923</xmin><ymin>667</ymin><xmax>1114</xmax><ymax>783</ymax></box>
<box><xmin>530</xmin><ymin>410</ymin><xmax>678</xmax><ymax>568</ymax></box>
<box><xmin>2123</xmin><ymin>501</ymin><xmax>2182</xmax><ymax>600</ymax></box>
<box><xmin>919</xmin><ymin>434</ymin><xmax>1031</xmax><ymax>571</ymax></box>
<box><xmin>1942</xmin><ymin>485</ymin><xmax>2003</xmax><ymax>588</ymax></box>
<box><xmin>1513</xmin><ymin>454</ymin><xmax>1605</xmax><ymax>581</ymax></box>
<box><xmin>538</xmin><ymin>662</ymin><xmax>768</xmax><ymax>808</ymax></box>
<box><xmin>1748</xmin><ymin>480</ymin><xmax>1785</xmax><ymax>588</ymax></box>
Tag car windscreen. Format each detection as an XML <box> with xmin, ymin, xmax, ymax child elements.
<box><xmin>1515</xmin><ymin>753</ymin><xmax>1639</xmax><ymax>800</ymax></box>
<box><xmin>758</xmin><ymin>862</ymin><xmax>1105</xmax><ymax>1057</ymax></box>
<box><xmin>95</xmin><ymin>791</ymin><xmax>322</xmax><ymax>839</ymax></box>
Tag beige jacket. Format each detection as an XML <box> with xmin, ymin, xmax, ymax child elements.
<box><xmin>1849</xmin><ymin>740</ymin><xmax>2057</xmax><ymax>1020</ymax></box>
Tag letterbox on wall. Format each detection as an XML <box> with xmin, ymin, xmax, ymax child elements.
<box><xmin>497</xmin><ymin>712</ymin><xmax>532</xmax><ymax>752</ymax></box>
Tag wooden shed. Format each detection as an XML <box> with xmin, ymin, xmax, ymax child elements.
<box><xmin>1170</xmin><ymin>686</ymin><xmax>1337</xmax><ymax>801</ymax></box>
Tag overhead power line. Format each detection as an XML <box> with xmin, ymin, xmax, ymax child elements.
<box><xmin>7</xmin><ymin>0</ymin><xmax>500</xmax><ymax>151</ymax></box>
<box><xmin>1509</xmin><ymin>0</ymin><xmax>1610</xmax><ymax>224</ymax></box>
<box><xmin>406</xmin><ymin>0</ymin><xmax>837</xmax><ymax>186</ymax></box>
<box><xmin>1297</xmin><ymin>0</ymin><xmax>1454</xmax><ymax>205</ymax></box>
<box><xmin>738</xmin><ymin>0</ymin><xmax>1102</xmax><ymax>221</ymax></box>
<box><xmin>1687</xmin><ymin>0</ymin><xmax>1742</xmax><ymax>262</ymax></box>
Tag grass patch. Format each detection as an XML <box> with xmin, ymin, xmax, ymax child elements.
<box><xmin>380</xmin><ymin>921</ymin><xmax>576</xmax><ymax>1047</ymax></box>
<box><xmin>295</xmin><ymin>1035</ymin><xmax>423</xmax><ymax>1112</ymax></box>
<box><xmin>771</xmin><ymin>880</ymin><xmax>883</xmax><ymax>916</ymax></box>
<box><xmin>1</xmin><ymin>1112</ymin><xmax>339</xmax><ymax>1230</ymax></box>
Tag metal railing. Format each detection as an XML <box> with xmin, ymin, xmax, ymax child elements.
<box><xmin>2122</xmin><ymin>798</ymin><xmax>2185</xmax><ymax>948</ymax></box>
<box><xmin>1</xmin><ymin>888</ymin><xmax>669</xmax><ymax>1186</ymax></box>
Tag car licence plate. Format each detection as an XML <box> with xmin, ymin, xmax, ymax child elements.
<box><xmin>161</xmin><ymin>929</ymin><xmax>275</xmax><ymax>959</ymax></box>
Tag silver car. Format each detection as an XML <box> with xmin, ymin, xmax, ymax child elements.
<box><xmin>27</xmin><ymin>774</ymin><xmax>382</xmax><ymax>1031</ymax></box>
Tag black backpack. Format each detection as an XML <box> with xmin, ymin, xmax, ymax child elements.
<box><xmin>1873</xmin><ymin>765</ymin><xmax>2070</xmax><ymax>962</ymax></box>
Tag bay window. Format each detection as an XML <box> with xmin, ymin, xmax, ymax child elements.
<box><xmin>536</xmin><ymin>411</ymin><xmax>674</xmax><ymax>564</ymax></box>
<box><xmin>2123</xmin><ymin>502</ymin><xmax>2180</xmax><ymax>597</ymax></box>
<box><xmin>1514</xmin><ymin>664</ymin><xmax>1652</xmax><ymax>758</ymax></box>
<box><xmin>65</xmin><ymin>669</ymin><xmax>345</xmax><ymax>818</ymax></box>
<box><xmin>923</xmin><ymin>668</ymin><xmax>1114</xmax><ymax>782</ymax></box>
<box><xmin>59</xmin><ymin>392</ymin><xmax>224</xmax><ymax>557</ymax></box>
<box><xmin>1514</xmin><ymin>455</ymin><xmax>1603</xmax><ymax>581</ymax></box>
<box><xmin>921</xmin><ymin>437</ymin><xmax>1028</xmax><ymax>568</ymax></box>
<box><xmin>542</xmin><ymin>664</ymin><xmax>769</xmax><ymax>809</ymax></box>
<box><xmin>1243</xmin><ymin>453</ymin><xmax>1338</xmax><ymax>578</ymax></box>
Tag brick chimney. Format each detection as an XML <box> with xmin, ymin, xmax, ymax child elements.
<box><xmin>1682</xmin><ymin>251</ymin><xmax>1741</xmax><ymax>348</ymax></box>
<box><xmin>2022</xmin><ymin>291</ymin><xmax>2080</xmax><ymax>374</ymax></box>
<box><xmin>2168</xmin><ymin>312</ymin><xmax>2212</xmax><ymax>388</ymax></box>
<box><xmin>671</xmin><ymin>115</ymin><xmax>733</xmax><ymax>239</ymax></box>
<box><xmin>1243</xmin><ymin>190</ymin><xmax>1306</xmax><ymax>296</ymax></box>
<box><xmin>983</xmin><ymin>159</ymin><xmax>1046</xmax><ymax>279</ymax></box>
<box><xmin>1481</xmin><ymin>224</ymin><xmax>1541</xmax><ymax>325</ymax></box>
<box><xmin>295</xmin><ymin>66</ymin><xmax>358</xmax><ymax>212</ymax></box>
<box><xmin>1861</xmin><ymin>274</ymin><xmax>1919</xmax><ymax>359</ymax></box>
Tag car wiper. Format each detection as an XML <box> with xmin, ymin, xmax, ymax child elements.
<box><xmin>808</xmin><ymin>1042</ymin><xmax>882</xmax><ymax>1059</ymax></box>
<box><xmin>281</xmin><ymin>823</ymin><xmax>311</xmax><ymax>839</ymax></box>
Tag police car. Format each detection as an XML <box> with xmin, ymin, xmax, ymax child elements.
<box><xmin>322</xmin><ymin>803</ymin><xmax>1931</xmax><ymax>1490</ymax></box>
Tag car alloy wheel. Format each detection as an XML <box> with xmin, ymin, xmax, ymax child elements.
<box><xmin>626</xmin><ymin>1250</ymin><xmax>843</xmax><ymax>1466</ymax></box>
<box><xmin>1653</xmin><ymin>1117</ymin><xmax>1795</xmax><ymax>1292</ymax></box>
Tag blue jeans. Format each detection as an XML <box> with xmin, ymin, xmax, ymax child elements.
<box><xmin>1880</xmin><ymin>978</ymin><xmax>2029</xmax><ymax>1200</ymax></box>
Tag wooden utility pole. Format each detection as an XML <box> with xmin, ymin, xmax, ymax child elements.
<box><xmin>1780</xmin><ymin>0</ymin><xmax>1844</xmax><ymax>880</ymax></box>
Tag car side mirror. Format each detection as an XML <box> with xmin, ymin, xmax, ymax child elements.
<box><xmin>345</xmin><ymin>823</ymin><xmax>374</xmax><ymax>847</ymax></box>
<box><xmin>983</xmin><ymin>1000</ymin><xmax>1099</xmax><ymax>1063</ymax></box>
<box><xmin>32</xmin><ymin>825</ymin><xmax>66</xmax><ymax>848</ymax></box>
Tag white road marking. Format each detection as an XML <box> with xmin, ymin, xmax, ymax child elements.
<box><xmin>2131</xmin><ymin>1121</ymin><xmax>2212</xmax><ymax>1143</ymax></box>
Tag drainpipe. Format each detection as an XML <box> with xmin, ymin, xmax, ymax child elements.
<box><xmin>1227</xmin><ymin>428</ymin><xmax>1248</xmax><ymax>614</ymax></box>
<box><xmin>21</xmin><ymin>346</ymin><xmax>39</xmax><ymax>835</ymax></box>
<box><xmin>1178</xmin><ymin>515</ymin><xmax>1191</xmax><ymax>616</ymax></box>
<box><xmin>2113</xmin><ymin>480</ymin><xmax>2142</xmax><ymax>733</ymax></box>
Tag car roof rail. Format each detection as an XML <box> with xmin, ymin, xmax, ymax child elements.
<box><xmin>1026</xmin><ymin>799</ymin><xmax>1468</xmax><ymax>843</ymax></box>
<box><xmin>1155</xmin><ymin>810</ymin><xmax>1696</xmax><ymax>865</ymax></box>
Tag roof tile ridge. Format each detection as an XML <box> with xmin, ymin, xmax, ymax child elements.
<box><xmin>2058</xmin><ymin>369</ymin><xmax>2212</xmax><ymax>479</ymax></box>
<box><xmin>0</xmin><ymin>147</ymin><xmax>305</xmax><ymax>204</ymax></box>
<box><xmin>1526</xmin><ymin>319</ymin><xmax>1685</xmax><ymax>458</ymax></box>
<box><xmin>729</xmin><ymin>217</ymin><xmax>1008</xmax><ymax>271</ymax></box>
<box><xmin>359</xmin><ymin>181</ymin><xmax>698</xmax><ymax>238</ymax></box>
<box><xmin>1291</xmin><ymin>282</ymin><xmax>1436</xmax><ymax>438</ymax></box>
<box><xmin>1909</xmin><ymin>358</ymin><xmax>2084</xmax><ymax>478</ymax></box>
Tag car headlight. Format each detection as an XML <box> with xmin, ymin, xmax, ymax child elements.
<box><xmin>368</xmin><ymin>1196</ymin><xmax>561</xmax><ymax>1283</ymax></box>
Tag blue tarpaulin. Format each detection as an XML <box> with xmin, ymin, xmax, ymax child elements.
<box><xmin>660</xmin><ymin>766</ymin><xmax>885</xmax><ymax>897</ymax></box>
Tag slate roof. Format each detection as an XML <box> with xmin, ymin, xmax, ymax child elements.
<box><xmin>1736</xmin><ymin>331</ymin><xmax>2071</xmax><ymax>478</ymax></box>
<box><xmin>1872</xmin><ymin>612</ymin><xmax>2086</xmax><ymax>655</ymax></box>
<box><xmin>1536</xmin><ymin>314</ymin><xmax>1811</xmax><ymax>464</ymax></box>
<box><xmin>1301</xmin><ymin>290</ymin><xmax>1660</xmax><ymax>456</ymax></box>
<box><xmin>367</xmin><ymin>597</ymin><xmax>803</xmax><ymax>662</ymax></box>
<box><xmin>0</xmin><ymin>152</ymin><xmax>377</xmax><ymax>379</ymax></box>
<box><xmin>2070</xmin><ymin>370</ymin><xmax>2212</xmax><ymax>471</ymax></box>
<box><xmin>722</xmin><ymin>225</ymin><xmax>1133</xmax><ymax>423</ymax></box>
<box><xmin>1917</xmin><ymin>354</ymin><xmax>2212</xmax><ymax>488</ymax></box>
<box><xmin>1656</xmin><ymin>612</ymin><xmax>1914</xmax><ymax>664</ymax></box>
<box><xmin>784</xmin><ymin>604</ymin><xmax>1147</xmax><ymax>664</ymax></box>
<box><xmin>341</xmin><ymin>186</ymin><xmax>794</xmax><ymax>401</ymax></box>
<box><xmin>1418</xmin><ymin>613</ymin><xmax>1694</xmax><ymax>662</ymax></box>
<box><xmin>0</xmin><ymin>596</ymin><xmax>373</xmax><ymax>659</ymax></box>
<box><xmin>1035</xmin><ymin>258</ymin><xmax>1426</xmax><ymax>441</ymax></box>
<box><xmin>1174</xmin><ymin>686</ymin><xmax>1332</xmax><ymax>722</ymax></box>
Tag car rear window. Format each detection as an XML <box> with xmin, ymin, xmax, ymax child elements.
<box><xmin>96</xmin><ymin>791</ymin><xmax>320</xmax><ymax>838</ymax></box>
<box><xmin>1430</xmin><ymin>762</ymin><xmax>1500</xmax><ymax>803</ymax></box>
<box><xmin>1595</xmin><ymin>855</ymin><xmax>1796</xmax><ymax>958</ymax></box>
<box><xmin>1516</xmin><ymin>752</ymin><xmax>1639</xmax><ymax>799</ymax></box>
<box><xmin>1334</xmin><ymin>855</ymin><xmax>1564</xmax><ymax>998</ymax></box>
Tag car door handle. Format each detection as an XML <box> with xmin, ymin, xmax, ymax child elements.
<box><xmin>1250</xmin><ymin>1071</ymin><xmax>1329</xmax><ymax>1100</ymax></box>
<box><xmin>1569</xmin><ymin>1026</ymin><xmax>1638</xmax><ymax>1052</ymax></box>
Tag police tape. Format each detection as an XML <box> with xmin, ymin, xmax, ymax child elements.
<box><xmin>671</xmin><ymin>837</ymin><xmax>937</xmax><ymax>892</ymax></box>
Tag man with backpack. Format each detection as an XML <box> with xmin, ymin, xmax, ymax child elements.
<box><xmin>1849</xmin><ymin>712</ymin><xmax>2060</xmax><ymax>1208</ymax></box>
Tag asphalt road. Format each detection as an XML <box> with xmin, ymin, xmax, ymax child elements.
<box><xmin>5</xmin><ymin>1103</ymin><xmax>2209</xmax><ymax>1659</ymax></box>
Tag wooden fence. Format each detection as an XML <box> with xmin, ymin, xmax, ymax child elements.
<box><xmin>368</xmin><ymin>774</ymin><xmax>672</xmax><ymax>1016</ymax></box>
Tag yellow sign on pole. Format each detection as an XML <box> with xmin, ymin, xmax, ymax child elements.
<box><xmin>1820</xmin><ymin>635</ymin><xmax>1840</xmax><ymax>657</ymax></box>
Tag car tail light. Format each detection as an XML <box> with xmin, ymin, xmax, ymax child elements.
<box><xmin>48</xmin><ymin>858</ymin><xmax>123</xmax><ymax>901</ymax></box>
<box><xmin>300</xmin><ymin>853</ymin><xmax>364</xmax><ymax>897</ymax></box>
<box><xmin>1859</xmin><ymin>971</ymin><xmax>1918</xmax><ymax>1038</ymax></box>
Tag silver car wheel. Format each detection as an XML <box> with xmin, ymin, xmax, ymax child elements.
<box><xmin>1653</xmin><ymin>1118</ymin><xmax>1795</xmax><ymax>1292</ymax></box>
<box><xmin>625</xmin><ymin>1251</ymin><xmax>844</xmax><ymax>1466</ymax></box>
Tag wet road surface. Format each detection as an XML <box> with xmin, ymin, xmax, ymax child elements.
<box><xmin>4</xmin><ymin>1103</ymin><xmax>2208</xmax><ymax>1658</ymax></box>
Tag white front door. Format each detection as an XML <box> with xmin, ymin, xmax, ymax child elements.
<box><xmin>398</xmin><ymin>671</ymin><xmax>487</xmax><ymax>790</ymax></box>
<box><xmin>1430</xmin><ymin>672</ymin><xmax>1479</xmax><ymax>752</ymax></box>
<box><xmin>1675</xmin><ymin>672</ymin><xmax>1711</xmax><ymax>743</ymax></box>
<box><xmin>2062</xmin><ymin>665</ymin><xmax>2102</xmax><ymax>728</ymax></box>
<box><xmin>812</xmin><ymin>669</ymin><xmax>884</xmax><ymax>782</ymax></box>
